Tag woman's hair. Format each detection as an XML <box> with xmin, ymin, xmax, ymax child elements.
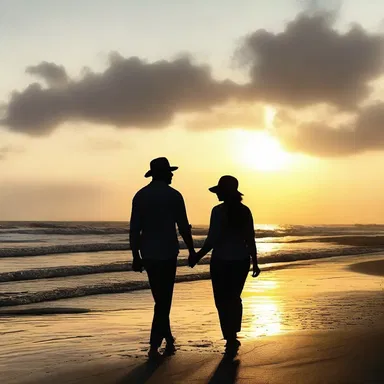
<box><xmin>222</xmin><ymin>193</ymin><xmax>247</xmax><ymax>232</ymax></box>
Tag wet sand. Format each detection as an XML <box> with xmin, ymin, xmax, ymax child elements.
<box><xmin>1</xmin><ymin>253</ymin><xmax>384</xmax><ymax>383</ymax></box>
<box><xmin>28</xmin><ymin>328</ymin><xmax>384</xmax><ymax>384</ymax></box>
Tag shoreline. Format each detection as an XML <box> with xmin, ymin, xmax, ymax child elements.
<box><xmin>1</xmin><ymin>253</ymin><xmax>384</xmax><ymax>383</ymax></box>
<box><xmin>30</xmin><ymin>328</ymin><xmax>384</xmax><ymax>384</ymax></box>
<box><xmin>1</xmin><ymin>249</ymin><xmax>384</xmax><ymax>309</ymax></box>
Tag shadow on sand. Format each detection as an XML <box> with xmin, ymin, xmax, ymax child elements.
<box><xmin>208</xmin><ymin>355</ymin><xmax>240</xmax><ymax>384</ymax></box>
<box><xmin>117</xmin><ymin>353</ymin><xmax>240</xmax><ymax>384</ymax></box>
<box><xmin>117</xmin><ymin>357</ymin><xmax>166</xmax><ymax>384</ymax></box>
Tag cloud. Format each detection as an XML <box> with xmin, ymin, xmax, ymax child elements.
<box><xmin>1</xmin><ymin>54</ymin><xmax>239</xmax><ymax>136</ymax></box>
<box><xmin>280</xmin><ymin>102</ymin><xmax>384</xmax><ymax>156</ymax></box>
<box><xmin>26</xmin><ymin>62</ymin><xmax>69</xmax><ymax>88</ymax></box>
<box><xmin>297</xmin><ymin>0</ymin><xmax>342</xmax><ymax>14</ymax></box>
<box><xmin>83</xmin><ymin>136</ymin><xmax>125</xmax><ymax>151</ymax></box>
<box><xmin>184</xmin><ymin>102</ymin><xmax>265</xmax><ymax>130</ymax></box>
<box><xmin>0</xmin><ymin>181</ymin><xmax>107</xmax><ymax>220</ymax></box>
<box><xmin>2</xmin><ymin>11</ymin><xmax>384</xmax><ymax>158</ymax></box>
<box><xmin>0</xmin><ymin>145</ymin><xmax>24</xmax><ymax>160</ymax></box>
<box><xmin>237</xmin><ymin>11</ymin><xmax>384</xmax><ymax>108</ymax></box>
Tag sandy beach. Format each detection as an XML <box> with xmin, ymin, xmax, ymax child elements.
<box><xmin>4</xmin><ymin>1</ymin><xmax>384</xmax><ymax>383</ymax></box>
<box><xmin>1</xmin><ymin>253</ymin><xmax>384</xmax><ymax>384</ymax></box>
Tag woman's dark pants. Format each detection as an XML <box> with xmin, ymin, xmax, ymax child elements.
<box><xmin>210</xmin><ymin>258</ymin><xmax>250</xmax><ymax>341</ymax></box>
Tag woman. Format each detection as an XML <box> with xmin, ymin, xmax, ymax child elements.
<box><xmin>189</xmin><ymin>175</ymin><xmax>260</xmax><ymax>355</ymax></box>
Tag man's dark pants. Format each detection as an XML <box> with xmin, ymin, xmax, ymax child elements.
<box><xmin>143</xmin><ymin>257</ymin><xmax>177</xmax><ymax>348</ymax></box>
<box><xmin>210</xmin><ymin>258</ymin><xmax>250</xmax><ymax>341</ymax></box>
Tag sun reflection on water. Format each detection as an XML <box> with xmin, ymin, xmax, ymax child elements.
<box><xmin>255</xmin><ymin>224</ymin><xmax>281</xmax><ymax>231</ymax></box>
<box><xmin>256</xmin><ymin>242</ymin><xmax>286</xmax><ymax>253</ymax></box>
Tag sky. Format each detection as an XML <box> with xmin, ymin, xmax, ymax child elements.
<box><xmin>1</xmin><ymin>0</ymin><xmax>384</xmax><ymax>224</ymax></box>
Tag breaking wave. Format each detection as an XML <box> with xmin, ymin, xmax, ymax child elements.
<box><xmin>2</xmin><ymin>222</ymin><xmax>384</xmax><ymax>237</ymax></box>
<box><xmin>0</xmin><ymin>273</ymin><xmax>210</xmax><ymax>307</ymax></box>
<box><xmin>0</xmin><ymin>240</ymin><xmax>207</xmax><ymax>258</ymax></box>
<box><xmin>1</xmin><ymin>246</ymin><xmax>382</xmax><ymax>282</ymax></box>
<box><xmin>0</xmin><ymin>246</ymin><xmax>383</xmax><ymax>307</ymax></box>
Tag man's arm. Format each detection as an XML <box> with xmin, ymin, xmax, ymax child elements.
<box><xmin>175</xmin><ymin>193</ymin><xmax>195</xmax><ymax>255</ymax></box>
<box><xmin>129</xmin><ymin>195</ymin><xmax>143</xmax><ymax>272</ymax></box>
<box><xmin>194</xmin><ymin>207</ymin><xmax>218</xmax><ymax>263</ymax></box>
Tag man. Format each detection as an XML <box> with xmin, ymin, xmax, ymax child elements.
<box><xmin>129</xmin><ymin>157</ymin><xmax>195</xmax><ymax>358</ymax></box>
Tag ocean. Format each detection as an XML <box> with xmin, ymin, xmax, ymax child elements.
<box><xmin>1</xmin><ymin>221</ymin><xmax>384</xmax><ymax>307</ymax></box>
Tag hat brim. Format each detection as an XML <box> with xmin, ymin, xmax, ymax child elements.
<box><xmin>208</xmin><ymin>185</ymin><xmax>219</xmax><ymax>193</ymax></box>
<box><xmin>144</xmin><ymin>166</ymin><xmax>178</xmax><ymax>178</ymax></box>
<box><xmin>209</xmin><ymin>186</ymin><xmax>243</xmax><ymax>196</ymax></box>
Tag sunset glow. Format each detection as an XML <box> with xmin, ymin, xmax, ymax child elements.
<box><xmin>2</xmin><ymin>1</ymin><xmax>384</xmax><ymax>225</ymax></box>
<box><xmin>234</xmin><ymin>129</ymin><xmax>292</xmax><ymax>172</ymax></box>
<box><xmin>3</xmin><ymin>4</ymin><xmax>384</xmax><ymax>382</ymax></box>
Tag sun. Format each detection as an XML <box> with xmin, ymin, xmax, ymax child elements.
<box><xmin>264</xmin><ymin>105</ymin><xmax>276</xmax><ymax>128</ymax></box>
<box><xmin>233</xmin><ymin>130</ymin><xmax>291</xmax><ymax>172</ymax></box>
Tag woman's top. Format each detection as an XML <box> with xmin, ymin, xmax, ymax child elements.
<box><xmin>204</xmin><ymin>203</ymin><xmax>255</xmax><ymax>261</ymax></box>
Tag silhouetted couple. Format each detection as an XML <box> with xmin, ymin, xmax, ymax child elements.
<box><xmin>129</xmin><ymin>157</ymin><xmax>260</xmax><ymax>359</ymax></box>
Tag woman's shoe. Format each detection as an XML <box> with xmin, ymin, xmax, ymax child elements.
<box><xmin>164</xmin><ymin>337</ymin><xmax>176</xmax><ymax>355</ymax></box>
<box><xmin>224</xmin><ymin>338</ymin><xmax>241</xmax><ymax>357</ymax></box>
<box><xmin>148</xmin><ymin>346</ymin><xmax>161</xmax><ymax>360</ymax></box>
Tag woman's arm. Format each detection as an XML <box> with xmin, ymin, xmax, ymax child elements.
<box><xmin>246</xmin><ymin>209</ymin><xmax>260</xmax><ymax>277</ymax></box>
<box><xmin>196</xmin><ymin>240</ymin><xmax>213</xmax><ymax>262</ymax></box>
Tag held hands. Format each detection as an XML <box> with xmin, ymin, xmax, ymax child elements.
<box><xmin>132</xmin><ymin>257</ymin><xmax>143</xmax><ymax>273</ymax></box>
<box><xmin>189</xmin><ymin>249</ymin><xmax>205</xmax><ymax>268</ymax></box>
<box><xmin>188</xmin><ymin>249</ymin><xmax>198</xmax><ymax>268</ymax></box>
<box><xmin>252</xmin><ymin>263</ymin><xmax>261</xmax><ymax>278</ymax></box>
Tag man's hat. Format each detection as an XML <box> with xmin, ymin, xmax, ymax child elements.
<box><xmin>144</xmin><ymin>157</ymin><xmax>178</xmax><ymax>178</ymax></box>
<box><xmin>209</xmin><ymin>175</ymin><xmax>243</xmax><ymax>196</ymax></box>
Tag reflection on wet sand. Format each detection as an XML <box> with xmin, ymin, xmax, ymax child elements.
<box><xmin>247</xmin><ymin>299</ymin><xmax>282</xmax><ymax>337</ymax></box>
<box><xmin>241</xmin><ymin>277</ymin><xmax>283</xmax><ymax>338</ymax></box>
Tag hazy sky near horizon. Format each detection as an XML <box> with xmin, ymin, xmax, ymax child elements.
<box><xmin>2</xmin><ymin>0</ymin><xmax>384</xmax><ymax>224</ymax></box>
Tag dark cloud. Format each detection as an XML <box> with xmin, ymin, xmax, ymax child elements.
<box><xmin>26</xmin><ymin>62</ymin><xmax>69</xmax><ymax>88</ymax></box>
<box><xmin>1</xmin><ymin>11</ymin><xmax>384</xmax><ymax>159</ymax></box>
<box><xmin>238</xmin><ymin>11</ymin><xmax>384</xmax><ymax>108</ymax></box>
<box><xmin>1</xmin><ymin>54</ymin><xmax>239</xmax><ymax>136</ymax></box>
<box><xmin>280</xmin><ymin>103</ymin><xmax>384</xmax><ymax>156</ymax></box>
